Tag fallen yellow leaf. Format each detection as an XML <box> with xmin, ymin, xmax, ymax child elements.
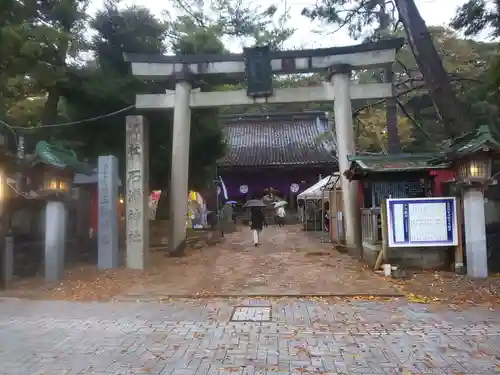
<box><xmin>407</xmin><ymin>293</ymin><xmax>430</xmax><ymax>304</ymax></box>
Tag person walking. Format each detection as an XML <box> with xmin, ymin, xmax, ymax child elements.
<box><xmin>276</xmin><ymin>205</ymin><xmax>286</xmax><ymax>227</ymax></box>
<box><xmin>250</xmin><ymin>207</ymin><xmax>267</xmax><ymax>247</ymax></box>
<box><xmin>324</xmin><ymin>201</ymin><xmax>330</xmax><ymax>232</ymax></box>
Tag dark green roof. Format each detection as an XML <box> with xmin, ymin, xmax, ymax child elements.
<box><xmin>433</xmin><ymin>125</ymin><xmax>500</xmax><ymax>163</ymax></box>
<box><xmin>348</xmin><ymin>153</ymin><xmax>450</xmax><ymax>173</ymax></box>
<box><xmin>30</xmin><ymin>141</ymin><xmax>92</xmax><ymax>175</ymax></box>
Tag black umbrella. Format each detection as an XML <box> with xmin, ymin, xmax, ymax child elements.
<box><xmin>243</xmin><ymin>199</ymin><xmax>266</xmax><ymax>208</ymax></box>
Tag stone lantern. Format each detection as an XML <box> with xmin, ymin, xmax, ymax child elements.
<box><xmin>41</xmin><ymin>169</ymin><xmax>72</xmax><ymax>195</ymax></box>
<box><xmin>30</xmin><ymin>166</ymin><xmax>74</xmax><ymax>199</ymax></box>
<box><xmin>26</xmin><ymin>141</ymin><xmax>92</xmax><ymax>282</ymax></box>
<box><xmin>454</xmin><ymin>152</ymin><xmax>494</xmax><ymax>185</ymax></box>
<box><xmin>431</xmin><ymin>126</ymin><xmax>500</xmax><ymax>278</ymax></box>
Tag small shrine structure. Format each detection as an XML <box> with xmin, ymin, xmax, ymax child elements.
<box><xmin>345</xmin><ymin>153</ymin><xmax>453</xmax><ymax>267</ymax></box>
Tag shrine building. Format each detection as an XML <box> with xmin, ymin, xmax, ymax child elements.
<box><xmin>216</xmin><ymin>111</ymin><xmax>338</xmax><ymax>207</ymax></box>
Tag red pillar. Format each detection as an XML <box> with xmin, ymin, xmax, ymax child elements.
<box><xmin>357</xmin><ymin>182</ymin><xmax>364</xmax><ymax>208</ymax></box>
<box><xmin>430</xmin><ymin>170</ymin><xmax>455</xmax><ymax>196</ymax></box>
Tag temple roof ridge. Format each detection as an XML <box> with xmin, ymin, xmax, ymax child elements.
<box><xmin>217</xmin><ymin>111</ymin><xmax>337</xmax><ymax>167</ymax></box>
<box><xmin>219</xmin><ymin>111</ymin><xmax>329</xmax><ymax>123</ymax></box>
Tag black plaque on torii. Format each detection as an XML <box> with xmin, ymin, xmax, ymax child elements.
<box><xmin>244</xmin><ymin>45</ymin><xmax>273</xmax><ymax>98</ymax></box>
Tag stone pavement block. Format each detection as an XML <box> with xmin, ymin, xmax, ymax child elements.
<box><xmin>115</xmin><ymin>225</ymin><xmax>402</xmax><ymax>299</ymax></box>
<box><xmin>0</xmin><ymin>299</ymin><xmax>499</xmax><ymax>375</ymax></box>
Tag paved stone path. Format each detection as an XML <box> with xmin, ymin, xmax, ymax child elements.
<box><xmin>1</xmin><ymin>297</ymin><xmax>499</xmax><ymax>374</ymax></box>
<box><xmin>118</xmin><ymin>225</ymin><xmax>399</xmax><ymax>299</ymax></box>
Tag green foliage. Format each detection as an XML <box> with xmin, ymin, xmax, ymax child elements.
<box><xmin>451</xmin><ymin>0</ymin><xmax>500</xmax><ymax>87</ymax></box>
<box><xmin>448</xmin><ymin>0</ymin><xmax>500</xmax><ymax>145</ymax></box>
<box><xmin>301</xmin><ymin>0</ymin><xmax>397</xmax><ymax>41</ymax></box>
<box><xmin>92</xmin><ymin>3</ymin><xmax>168</xmax><ymax>74</ymax></box>
<box><xmin>60</xmin><ymin>0</ymin><xmax>297</xmax><ymax>190</ymax></box>
<box><xmin>393</xmin><ymin>26</ymin><xmax>499</xmax><ymax>150</ymax></box>
<box><xmin>171</xmin><ymin>23</ymin><xmax>227</xmax><ymax>55</ymax></box>
<box><xmin>1</xmin><ymin>0</ymin><xmax>235</xmax><ymax>190</ymax></box>
<box><xmin>357</xmin><ymin>107</ymin><xmax>414</xmax><ymax>152</ymax></box>
<box><xmin>0</xmin><ymin>0</ymin><xmax>300</xmax><ymax>192</ymax></box>
<box><xmin>58</xmin><ymin>2</ymin><xmax>227</xmax><ymax>191</ymax></box>
<box><xmin>0</xmin><ymin>1</ymin><xmax>46</xmax><ymax>117</ymax></box>
<box><xmin>302</xmin><ymin>0</ymin><xmax>500</xmax><ymax>151</ymax></box>
<box><xmin>166</xmin><ymin>0</ymin><xmax>295</xmax><ymax>50</ymax></box>
<box><xmin>451</xmin><ymin>0</ymin><xmax>500</xmax><ymax>38</ymax></box>
<box><xmin>395</xmin><ymin>26</ymin><xmax>495</xmax><ymax>77</ymax></box>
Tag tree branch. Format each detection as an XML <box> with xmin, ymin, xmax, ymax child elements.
<box><xmin>353</xmin><ymin>83</ymin><xmax>427</xmax><ymax>117</ymax></box>
<box><xmin>171</xmin><ymin>0</ymin><xmax>207</xmax><ymax>28</ymax></box>
<box><xmin>395</xmin><ymin>98</ymin><xmax>434</xmax><ymax>143</ymax></box>
<box><xmin>356</xmin><ymin>117</ymin><xmax>388</xmax><ymax>154</ymax></box>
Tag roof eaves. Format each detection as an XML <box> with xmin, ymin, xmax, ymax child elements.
<box><xmin>348</xmin><ymin>152</ymin><xmax>442</xmax><ymax>162</ymax></box>
<box><xmin>431</xmin><ymin>125</ymin><xmax>500</xmax><ymax>164</ymax></box>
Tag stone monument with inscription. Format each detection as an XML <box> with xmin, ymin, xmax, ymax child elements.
<box><xmin>97</xmin><ymin>155</ymin><xmax>119</xmax><ymax>269</ymax></box>
<box><xmin>125</xmin><ymin>115</ymin><xmax>149</xmax><ymax>269</ymax></box>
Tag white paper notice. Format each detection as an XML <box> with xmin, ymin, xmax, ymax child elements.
<box><xmin>392</xmin><ymin>203</ymin><xmax>405</xmax><ymax>243</ymax></box>
<box><xmin>408</xmin><ymin>202</ymin><xmax>447</xmax><ymax>242</ymax></box>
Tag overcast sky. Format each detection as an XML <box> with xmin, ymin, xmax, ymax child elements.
<box><xmin>87</xmin><ymin>0</ymin><xmax>484</xmax><ymax>51</ymax></box>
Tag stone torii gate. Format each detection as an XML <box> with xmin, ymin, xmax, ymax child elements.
<box><xmin>122</xmin><ymin>38</ymin><xmax>404</xmax><ymax>268</ymax></box>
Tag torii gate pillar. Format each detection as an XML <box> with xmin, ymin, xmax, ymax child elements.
<box><xmin>170</xmin><ymin>75</ymin><xmax>192</xmax><ymax>254</ymax></box>
<box><xmin>330</xmin><ymin>64</ymin><xmax>362</xmax><ymax>251</ymax></box>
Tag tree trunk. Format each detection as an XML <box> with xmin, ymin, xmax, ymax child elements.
<box><xmin>40</xmin><ymin>22</ymin><xmax>71</xmax><ymax>129</ymax></box>
<box><xmin>41</xmin><ymin>88</ymin><xmax>60</xmax><ymax>126</ymax></box>
<box><xmin>384</xmin><ymin>65</ymin><xmax>401</xmax><ymax>153</ymax></box>
<box><xmin>379</xmin><ymin>0</ymin><xmax>400</xmax><ymax>153</ymax></box>
<box><xmin>394</xmin><ymin>0</ymin><xmax>465</xmax><ymax>138</ymax></box>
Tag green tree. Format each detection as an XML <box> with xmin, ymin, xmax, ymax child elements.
<box><xmin>60</xmin><ymin>3</ymin><xmax>171</xmax><ymax>188</ymax></box>
<box><xmin>0</xmin><ymin>0</ymin><xmax>90</xmax><ymax>157</ymax></box>
<box><xmin>451</xmin><ymin>0</ymin><xmax>500</xmax><ymax>38</ymax></box>
<box><xmin>394</xmin><ymin>26</ymin><xmax>495</xmax><ymax>79</ymax></box>
<box><xmin>302</xmin><ymin>0</ymin><xmax>402</xmax><ymax>152</ymax></box>
<box><xmin>302</xmin><ymin>0</ymin><xmax>499</xmax><ymax>150</ymax></box>
<box><xmin>2</xmin><ymin>0</ymin><xmax>297</xmax><ymax>193</ymax></box>
<box><xmin>57</xmin><ymin>2</ymin><xmax>231</xmax><ymax>194</ymax></box>
<box><xmin>451</xmin><ymin>0</ymin><xmax>500</xmax><ymax>87</ymax></box>
<box><xmin>302</xmin><ymin>0</ymin><xmax>397</xmax><ymax>41</ymax></box>
<box><xmin>35</xmin><ymin>0</ymin><xmax>89</xmax><ymax>125</ymax></box>
<box><xmin>391</xmin><ymin>26</ymin><xmax>498</xmax><ymax>150</ymax></box>
<box><xmin>166</xmin><ymin>0</ymin><xmax>295</xmax><ymax>50</ymax></box>
<box><xmin>448</xmin><ymin>0</ymin><xmax>500</xmax><ymax>142</ymax></box>
<box><xmin>357</xmin><ymin>106</ymin><xmax>414</xmax><ymax>152</ymax></box>
<box><xmin>1</xmin><ymin>0</ymin><xmax>43</xmax><ymax>120</ymax></box>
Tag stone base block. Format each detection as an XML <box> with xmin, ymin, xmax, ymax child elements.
<box><xmin>362</xmin><ymin>243</ymin><xmax>450</xmax><ymax>270</ymax></box>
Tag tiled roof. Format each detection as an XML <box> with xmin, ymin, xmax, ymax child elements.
<box><xmin>217</xmin><ymin>114</ymin><xmax>337</xmax><ymax>167</ymax></box>
<box><xmin>347</xmin><ymin>153</ymin><xmax>450</xmax><ymax>175</ymax></box>
<box><xmin>432</xmin><ymin>125</ymin><xmax>500</xmax><ymax>163</ymax></box>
